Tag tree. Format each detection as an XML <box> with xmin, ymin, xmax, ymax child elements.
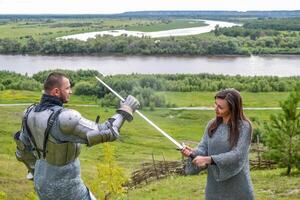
<box><xmin>25</xmin><ymin>36</ymin><xmax>40</xmax><ymax>53</ymax></box>
<box><xmin>74</xmin><ymin>81</ymin><xmax>97</xmax><ymax>96</ymax></box>
<box><xmin>101</xmin><ymin>93</ymin><xmax>119</xmax><ymax>108</ymax></box>
<box><xmin>214</xmin><ymin>24</ymin><xmax>221</xmax><ymax>36</ymax></box>
<box><xmin>263</xmin><ymin>85</ymin><xmax>300</xmax><ymax>175</ymax></box>
<box><xmin>0</xmin><ymin>83</ymin><xmax>4</xmax><ymax>91</ymax></box>
<box><xmin>89</xmin><ymin>144</ymin><xmax>127</xmax><ymax>199</ymax></box>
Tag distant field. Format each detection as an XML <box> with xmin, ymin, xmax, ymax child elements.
<box><xmin>0</xmin><ymin>18</ymin><xmax>149</xmax><ymax>40</ymax></box>
<box><xmin>0</xmin><ymin>90</ymin><xmax>299</xmax><ymax>199</ymax></box>
<box><xmin>0</xmin><ymin>90</ymin><xmax>99</xmax><ymax>105</ymax></box>
<box><xmin>0</xmin><ymin>90</ymin><xmax>291</xmax><ymax>107</ymax></box>
<box><xmin>158</xmin><ymin>91</ymin><xmax>290</xmax><ymax>107</ymax></box>
<box><xmin>126</xmin><ymin>20</ymin><xmax>207</xmax><ymax>32</ymax></box>
<box><xmin>0</xmin><ymin>19</ymin><xmax>91</xmax><ymax>40</ymax></box>
<box><xmin>0</xmin><ymin>18</ymin><xmax>206</xmax><ymax>41</ymax></box>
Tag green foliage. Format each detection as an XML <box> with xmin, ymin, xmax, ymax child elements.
<box><xmin>0</xmin><ymin>83</ymin><xmax>5</xmax><ymax>91</ymax></box>
<box><xmin>0</xmin><ymin>23</ymin><xmax>299</xmax><ymax>56</ymax></box>
<box><xmin>101</xmin><ymin>93</ymin><xmax>119</xmax><ymax>108</ymax></box>
<box><xmin>10</xmin><ymin>79</ymin><xmax>42</xmax><ymax>91</ymax></box>
<box><xmin>216</xmin><ymin>26</ymin><xmax>280</xmax><ymax>39</ymax></box>
<box><xmin>263</xmin><ymin>85</ymin><xmax>300</xmax><ymax>175</ymax></box>
<box><xmin>0</xmin><ymin>38</ymin><xmax>20</xmax><ymax>53</ymax></box>
<box><xmin>0</xmin><ymin>17</ymin><xmax>300</xmax><ymax>55</ymax></box>
<box><xmin>0</xmin><ymin>71</ymin><xmax>41</xmax><ymax>91</ymax></box>
<box><xmin>1</xmin><ymin>70</ymin><xmax>300</xmax><ymax>106</ymax></box>
<box><xmin>74</xmin><ymin>81</ymin><xmax>98</xmax><ymax>96</ymax></box>
<box><xmin>89</xmin><ymin>144</ymin><xmax>127</xmax><ymax>200</ymax></box>
<box><xmin>244</xmin><ymin>18</ymin><xmax>300</xmax><ymax>31</ymax></box>
<box><xmin>99</xmin><ymin>74</ymin><xmax>300</xmax><ymax>95</ymax></box>
<box><xmin>0</xmin><ymin>191</ymin><xmax>6</xmax><ymax>200</ymax></box>
<box><xmin>24</xmin><ymin>192</ymin><xmax>38</xmax><ymax>200</ymax></box>
<box><xmin>32</xmin><ymin>69</ymin><xmax>102</xmax><ymax>86</ymax></box>
<box><xmin>249</xmin><ymin>116</ymin><xmax>265</xmax><ymax>143</ymax></box>
<box><xmin>132</xmin><ymin>87</ymin><xmax>166</xmax><ymax>108</ymax></box>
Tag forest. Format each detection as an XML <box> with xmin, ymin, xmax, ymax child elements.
<box><xmin>1</xmin><ymin>70</ymin><xmax>299</xmax><ymax>108</ymax></box>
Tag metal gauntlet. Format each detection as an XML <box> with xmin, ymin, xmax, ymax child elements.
<box><xmin>117</xmin><ymin>95</ymin><xmax>140</xmax><ymax>122</ymax></box>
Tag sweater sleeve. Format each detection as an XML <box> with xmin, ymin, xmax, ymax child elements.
<box><xmin>184</xmin><ymin>122</ymin><xmax>211</xmax><ymax>175</ymax></box>
<box><xmin>210</xmin><ymin>121</ymin><xmax>251</xmax><ymax>181</ymax></box>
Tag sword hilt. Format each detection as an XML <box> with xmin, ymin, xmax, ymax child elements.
<box><xmin>189</xmin><ymin>153</ymin><xmax>196</xmax><ymax>160</ymax></box>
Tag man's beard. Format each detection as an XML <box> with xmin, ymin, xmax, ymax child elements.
<box><xmin>60</xmin><ymin>95</ymin><xmax>68</xmax><ymax>103</ymax></box>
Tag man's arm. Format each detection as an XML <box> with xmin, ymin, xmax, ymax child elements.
<box><xmin>58</xmin><ymin>95</ymin><xmax>140</xmax><ymax>146</ymax></box>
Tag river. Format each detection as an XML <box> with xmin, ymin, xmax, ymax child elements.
<box><xmin>58</xmin><ymin>20</ymin><xmax>239</xmax><ymax>41</ymax></box>
<box><xmin>0</xmin><ymin>54</ymin><xmax>300</xmax><ymax>76</ymax></box>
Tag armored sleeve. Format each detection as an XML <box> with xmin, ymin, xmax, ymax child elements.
<box><xmin>210</xmin><ymin>121</ymin><xmax>251</xmax><ymax>181</ymax></box>
<box><xmin>58</xmin><ymin>109</ymin><xmax>125</xmax><ymax>146</ymax></box>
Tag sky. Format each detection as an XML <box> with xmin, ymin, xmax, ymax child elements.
<box><xmin>0</xmin><ymin>0</ymin><xmax>299</xmax><ymax>14</ymax></box>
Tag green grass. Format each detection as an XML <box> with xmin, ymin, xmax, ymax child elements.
<box><xmin>0</xmin><ymin>18</ymin><xmax>144</xmax><ymax>40</ymax></box>
<box><xmin>126</xmin><ymin>169</ymin><xmax>300</xmax><ymax>200</ymax></box>
<box><xmin>126</xmin><ymin>20</ymin><xmax>207</xmax><ymax>32</ymax></box>
<box><xmin>0</xmin><ymin>18</ymin><xmax>207</xmax><ymax>41</ymax></box>
<box><xmin>0</xmin><ymin>90</ymin><xmax>291</xmax><ymax>107</ymax></box>
<box><xmin>159</xmin><ymin>91</ymin><xmax>291</xmax><ymax>107</ymax></box>
<box><xmin>0</xmin><ymin>20</ymin><xmax>86</xmax><ymax>40</ymax></box>
<box><xmin>0</xmin><ymin>90</ymin><xmax>299</xmax><ymax>199</ymax></box>
<box><xmin>0</xmin><ymin>90</ymin><xmax>99</xmax><ymax>105</ymax></box>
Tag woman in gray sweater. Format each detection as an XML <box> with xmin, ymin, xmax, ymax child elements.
<box><xmin>181</xmin><ymin>88</ymin><xmax>254</xmax><ymax>200</ymax></box>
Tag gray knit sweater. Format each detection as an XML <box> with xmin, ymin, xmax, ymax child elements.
<box><xmin>185</xmin><ymin>120</ymin><xmax>254</xmax><ymax>200</ymax></box>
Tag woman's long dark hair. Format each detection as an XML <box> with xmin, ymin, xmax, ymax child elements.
<box><xmin>208</xmin><ymin>88</ymin><xmax>252</xmax><ymax>148</ymax></box>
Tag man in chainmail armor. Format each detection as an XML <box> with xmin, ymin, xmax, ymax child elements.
<box><xmin>14</xmin><ymin>72</ymin><xmax>140</xmax><ymax>200</ymax></box>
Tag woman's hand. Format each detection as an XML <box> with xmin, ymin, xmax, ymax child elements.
<box><xmin>192</xmin><ymin>156</ymin><xmax>212</xmax><ymax>167</ymax></box>
<box><xmin>181</xmin><ymin>146</ymin><xmax>193</xmax><ymax>157</ymax></box>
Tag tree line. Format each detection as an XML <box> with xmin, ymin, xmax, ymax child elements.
<box><xmin>2</xmin><ymin>70</ymin><xmax>299</xmax><ymax>93</ymax></box>
<box><xmin>1</xmin><ymin>18</ymin><xmax>300</xmax><ymax>55</ymax></box>
<box><xmin>0</xmin><ymin>32</ymin><xmax>299</xmax><ymax>55</ymax></box>
<box><xmin>1</xmin><ymin>70</ymin><xmax>299</xmax><ymax>93</ymax></box>
<box><xmin>1</xmin><ymin>68</ymin><xmax>299</xmax><ymax>109</ymax></box>
<box><xmin>243</xmin><ymin>18</ymin><xmax>300</xmax><ymax>31</ymax></box>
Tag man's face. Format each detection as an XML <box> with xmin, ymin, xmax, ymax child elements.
<box><xmin>58</xmin><ymin>77</ymin><xmax>72</xmax><ymax>103</ymax></box>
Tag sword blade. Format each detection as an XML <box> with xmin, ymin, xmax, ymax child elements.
<box><xmin>95</xmin><ymin>76</ymin><xmax>184</xmax><ymax>150</ymax></box>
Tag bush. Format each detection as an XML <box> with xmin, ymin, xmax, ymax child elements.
<box><xmin>88</xmin><ymin>144</ymin><xmax>127</xmax><ymax>199</ymax></box>
<box><xmin>101</xmin><ymin>93</ymin><xmax>119</xmax><ymax>108</ymax></box>
<box><xmin>0</xmin><ymin>83</ymin><xmax>5</xmax><ymax>91</ymax></box>
<box><xmin>132</xmin><ymin>87</ymin><xmax>166</xmax><ymax>108</ymax></box>
<box><xmin>10</xmin><ymin>80</ymin><xmax>41</xmax><ymax>91</ymax></box>
<box><xmin>0</xmin><ymin>191</ymin><xmax>6</xmax><ymax>200</ymax></box>
<box><xmin>74</xmin><ymin>81</ymin><xmax>97</xmax><ymax>96</ymax></box>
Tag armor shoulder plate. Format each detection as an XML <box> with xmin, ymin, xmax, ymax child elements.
<box><xmin>58</xmin><ymin>109</ymin><xmax>82</xmax><ymax>134</ymax></box>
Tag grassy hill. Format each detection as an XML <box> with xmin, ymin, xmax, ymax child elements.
<box><xmin>0</xmin><ymin>90</ymin><xmax>299</xmax><ymax>199</ymax></box>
